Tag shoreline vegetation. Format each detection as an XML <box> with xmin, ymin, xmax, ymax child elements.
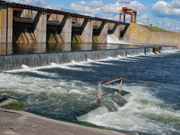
<box><xmin>0</xmin><ymin>101</ymin><xmax>25</xmax><ymax>111</ymax></box>
<box><xmin>141</xmin><ymin>25</ymin><xmax>170</xmax><ymax>32</ymax></box>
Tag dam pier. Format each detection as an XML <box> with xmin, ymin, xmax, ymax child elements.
<box><xmin>0</xmin><ymin>1</ymin><xmax>129</xmax><ymax>44</ymax></box>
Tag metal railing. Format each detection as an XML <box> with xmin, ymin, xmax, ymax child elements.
<box><xmin>98</xmin><ymin>76</ymin><xmax>123</xmax><ymax>104</ymax></box>
<box><xmin>3</xmin><ymin>0</ymin><xmax>115</xmax><ymax>21</ymax></box>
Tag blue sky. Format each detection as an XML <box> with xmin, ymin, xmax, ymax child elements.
<box><xmin>6</xmin><ymin>0</ymin><xmax>180</xmax><ymax>32</ymax></box>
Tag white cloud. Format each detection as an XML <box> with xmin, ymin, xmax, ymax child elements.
<box><xmin>5</xmin><ymin>0</ymin><xmax>66</xmax><ymax>10</ymax></box>
<box><xmin>168</xmin><ymin>0</ymin><xmax>180</xmax><ymax>8</ymax></box>
<box><xmin>70</xmin><ymin>0</ymin><xmax>147</xmax><ymax>20</ymax></box>
<box><xmin>138</xmin><ymin>14</ymin><xmax>149</xmax><ymax>20</ymax></box>
<box><xmin>73</xmin><ymin>1</ymin><xmax>104</xmax><ymax>7</ymax></box>
<box><xmin>137</xmin><ymin>14</ymin><xmax>149</xmax><ymax>24</ymax></box>
<box><xmin>164</xmin><ymin>22</ymin><xmax>180</xmax><ymax>32</ymax></box>
<box><xmin>164</xmin><ymin>22</ymin><xmax>170</xmax><ymax>28</ymax></box>
<box><xmin>45</xmin><ymin>5</ymin><xmax>64</xmax><ymax>10</ymax></box>
<box><xmin>117</xmin><ymin>0</ymin><xmax>131</xmax><ymax>4</ymax></box>
<box><xmin>5</xmin><ymin>0</ymin><xmax>148</xmax><ymax>22</ymax></box>
<box><xmin>137</xmin><ymin>21</ymin><xmax>143</xmax><ymax>25</ymax></box>
<box><xmin>101</xmin><ymin>1</ymin><xmax>146</xmax><ymax>14</ymax></box>
<box><xmin>5</xmin><ymin>0</ymin><xmax>46</xmax><ymax>6</ymax></box>
<box><xmin>170</xmin><ymin>19</ymin><xmax>180</xmax><ymax>24</ymax></box>
<box><xmin>152</xmin><ymin>0</ymin><xmax>180</xmax><ymax>20</ymax></box>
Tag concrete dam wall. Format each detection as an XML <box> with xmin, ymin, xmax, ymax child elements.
<box><xmin>124</xmin><ymin>23</ymin><xmax>180</xmax><ymax>48</ymax></box>
<box><xmin>0</xmin><ymin>1</ymin><xmax>130</xmax><ymax>44</ymax></box>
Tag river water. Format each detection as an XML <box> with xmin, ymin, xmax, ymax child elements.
<box><xmin>0</xmin><ymin>43</ymin><xmax>180</xmax><ymax>134</ymax></box>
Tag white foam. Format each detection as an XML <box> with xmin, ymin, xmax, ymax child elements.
<box><xmin>77</xmin><ymin>106</ymin><xmax>109</xmax><ymax>122</ymax></box>
<box><xmin>78</xmin><ymin>85</ymin><xmax>180</xmax><ymax>134</ymax></box>
<box><xmin>127</xmin><ymin>53</ymin><xmax>145</xmax><ymax>57</ymax></box>
<box><xmin>87</xmin><ymin>59</ymin><xmax>93</xmax><ymax>62</ymax></box>
<box><xmin>87</xmin><ymin>58</ymin><xmax>114</xmax><ymax>65</ymax></box>
<box><xmin>69</xmin><ymin>89</ymin><xmax>85</xmax><ymax>95</ymax></box>
<box><xmin>34</xmin><ymin>63</ymin><xmax>85</xmax><ymax>71</ymax></box>
<box><xmin>107</xmin><ymin>34</ymin><xmax>129</xmax><ymax>44</ymax></box>
<box><xmin>146</xmin><ymin>52</ymin><xmax>155</xmax><ymax>55</ymax></box>
<box><xmin>160</xmin><ymin>47</ymin><xmax>179</xmax><ymax>53</ymax></box>
<box><xmin>160</xmin><ymin>50</ymin><xmax>179</xmax><ymax>54</ymax></box>
<box><xmin>6</xmin><ymin>65</ymin><xmax>58</xmax><ymax>77</ymax></box>
<box><xmin>117</xmin><ymin>55</ymin><xmax>126</xmax><ymax>58</ymax></box>
<box><xmin>108</xmin><ymin>56</ymin><xmax>113</xmax><ymax>59</ymax></box>
<box><xmin>69</xmin><ymin>60</ymin><xmax>92</xmax><ymax>66</ymax></box>
<box><xmin>0</xmin><ymin>72</ymin><xmax>97</xmax><ymax>102</ymax></box>
<box><xmin>51</xmin><ymin>63</ymin><xmax>84</xmax><ymax>71</ymax></box>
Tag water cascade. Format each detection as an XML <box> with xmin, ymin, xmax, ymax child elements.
<box><xmin>160</xmin><ymin>46</ymin><xmax>178</xmax><ymax>53</ymax></box>
<box><xmin>0</xmin><ymin>46</ymin><xmax>178</xmax><ymax>71</ymax></box>
<box><xmin>107</xmin><ymin>34</ymin><xmax>128</xmax><ymax>44</ymax></box>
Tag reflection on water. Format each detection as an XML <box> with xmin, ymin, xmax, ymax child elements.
<box><xmin>72</xmin><ymin>43</ymin><xmax>92</xmax><ymax>51</ymax></box>
<box><xmin>0</xmin><ymin>43</ymin><xmax>13</xmax><ymax>55</ymax></box>
<box><xmin>47</xmin><ymin>43</ymin><xmax>71</xmax><ymax>52</ymax></box>
<box><xmin>13</xmin><ymin>43</ymin><xmax>46</xmax><ymax>54</ymax></box>
<box><xmin>0</xmin><ymin>43</ymin><xmax>149</xmax><ymax>55</ymax></box>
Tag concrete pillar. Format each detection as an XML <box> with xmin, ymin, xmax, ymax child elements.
<box><xmin>20</xmin><ymin>9</ymin><xmax>32</xmax><ymax>18</ymax></box>
<box><xmin>113</xmin><ymin>24</ymin><xmax>120</xmax><ymax>40</ymax></box>
<box><xmin>81</xmin><ymin>19</ymin><xmax>93</xmax><ymax>43</ymax></box>
<box><xmin>99</xmin><ymin>22</ymin><xmax>108</xmax><ymax>43</ymax></box>
<box><xmin>0</xmin><ymin>8</ymin><xmax>1</xmax><ymax>43</ymax></box>
<box><xmin>1</xmin><ymin>7</ymin><xmax>7</xmax><ymax>43</ymax></box>
<box><xmin>20</xmin><ymin>9</ymin><xmax>26</xmax><ymax>18</ymax></box>
<box><xmin>60</xmin><ymin>15</ymin><xmax>72</xmax><ymax>43</ymax></box>
<box><xmin>8</xmin><ymin>7</ymin><xmax>13</xmax><ymax>43</ymax></box>
<box><xmin>0</xmin><ymin>5</ymin><xmax>13</xmax><ymax>43</ymax></box>
<box><xmin>153</xmin><ymin>47</ymin><xmax>161</xmax><ymax>53</ymax></box>
<box><xmin>33</xmin><ymin>11</ymin><xmax>47</xmax><ymax>43</ymax></box>
<box><xmin>32</xmin><ymin>11</ymin><xmax>37</xmax><ymax>20</ymax></box>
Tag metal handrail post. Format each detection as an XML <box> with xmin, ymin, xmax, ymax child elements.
<box><xmin>98</xmin><ymin>76</ymin><xmax>123</xmax><ymax>104</ymax></box>
<box><xmin>119</xmin><ymin>79</ymin><xmax>122</xmax><ymax>95</ymax></box>
<box><xmin>98</xmin><ymin>83</ymin><xmax>102</xmax><ymax>104</ymax></box>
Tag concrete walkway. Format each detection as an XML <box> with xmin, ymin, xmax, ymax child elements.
<box><xmin>0</xmin><ymin>98</ymin><xmax>126</xmax><ymax>135</ymax></box>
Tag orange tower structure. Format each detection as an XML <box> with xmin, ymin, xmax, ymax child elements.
<box><xmin>119</xmin><ymin>7</ymin><xmax>137</xmax><ymax>23</ymax></box>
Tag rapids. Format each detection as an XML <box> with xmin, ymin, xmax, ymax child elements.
<box><xmin>0</xmin><ymin>45</ymin><xmax>180</xmax><ymax>134</ymax></box>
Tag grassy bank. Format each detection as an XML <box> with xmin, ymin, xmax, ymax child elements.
<box><xmin>0</xmin><ymin>101</ymin><xmax>25</xmax><ymax>111</ymax></box>
<box><xmin>141</xmin><ymin>25</ymin><xmax>169</xmax><ymax>32</ymax></box>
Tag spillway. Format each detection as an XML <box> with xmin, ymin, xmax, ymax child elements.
<box><xmin>107</xmin><ymin>34</ymin><xmax>128</xmax><ymax>44</ymax></box>
<box><xmin>0</xmin><ymin>46</ymin><xmax>178</xmax><ymax>71</ymax></box>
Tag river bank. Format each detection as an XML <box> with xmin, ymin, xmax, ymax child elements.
<box><xmin>0</xmin><ymin>107</ymin><xmax>126</xmax><ymax>135</ymax></box>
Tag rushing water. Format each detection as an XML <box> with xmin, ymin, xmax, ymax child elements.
<box><xmin>0</xmin><ymin>44</ymin><xmax>180</xmax><ymax>134</ymax></box>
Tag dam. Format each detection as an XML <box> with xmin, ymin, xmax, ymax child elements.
<box><xmin>0</xmin><ymin>1</ymin><xmax>180</xmax><ymax>135</ymax></box>
<box><xmin>1</xmin><ymin>1</ymin><xmax>180</xmax><ymax>48</ymax></box>
<box><xmin>0</xmin><ymin>1</ymin><xmax>129</xmax><ymax>44</ymax></box>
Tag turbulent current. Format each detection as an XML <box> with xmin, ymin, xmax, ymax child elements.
<box><xmin>0</xmin><ymin>46</ymin><xmax>180</xmax><ymax>134</ymax></box>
